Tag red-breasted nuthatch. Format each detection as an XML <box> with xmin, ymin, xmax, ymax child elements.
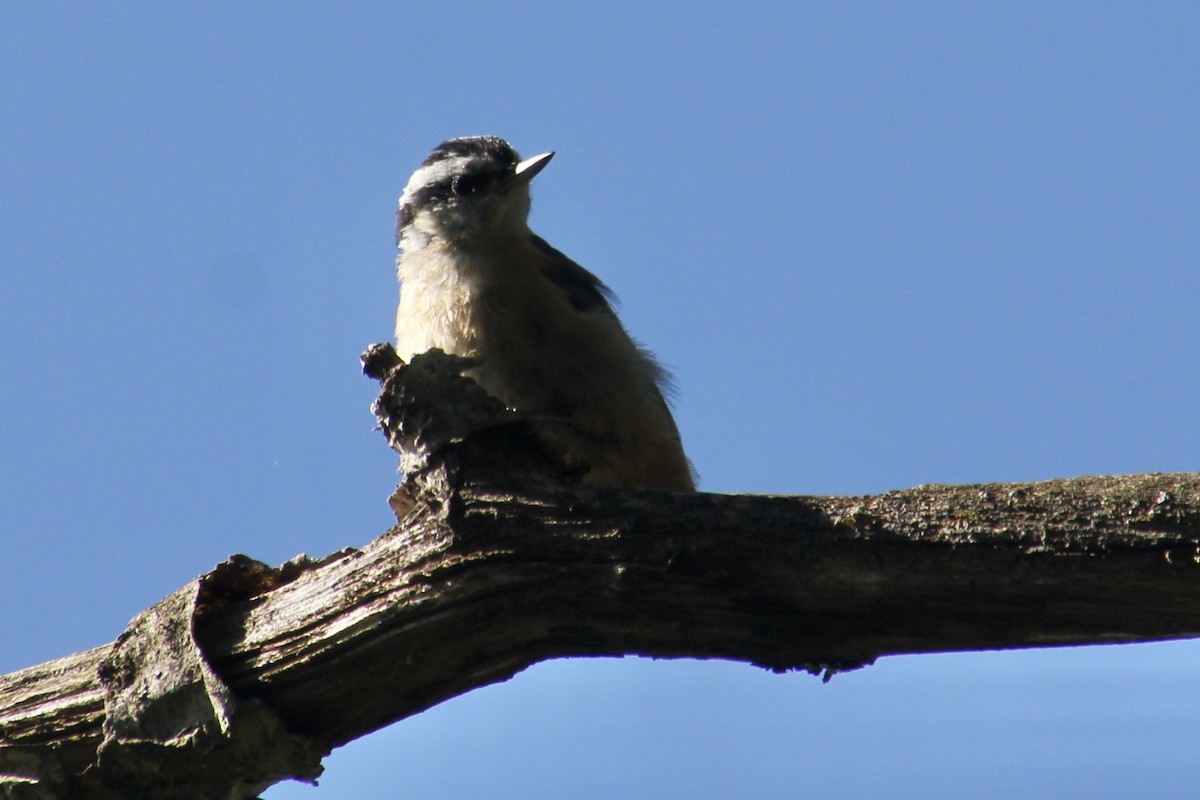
<box><xmin>394</xmin><ymin>136</ymin><xmax>694</xmax><ymax>490</ymax></box>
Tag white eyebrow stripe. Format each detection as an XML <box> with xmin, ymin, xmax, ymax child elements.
<box><xmin>403</xmin><ymin>156</ymin><xmax>471</xmax><ymax>197</ymax></box>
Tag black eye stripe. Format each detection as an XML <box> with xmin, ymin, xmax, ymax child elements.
<box><xmin>396</xmin><ymin>204</ymin><xmax>413</xmax><ymax>239</ymax></box>
<box><xmin>451</xmin><ymin>170</ymin><xmax>501</xmax><ymax>196</ymax></box>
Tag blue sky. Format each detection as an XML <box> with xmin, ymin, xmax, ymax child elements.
<box><xmin>3</xmin><ymin>3</ymin><xmax>1199</xmax><ymax>797</ymax></box>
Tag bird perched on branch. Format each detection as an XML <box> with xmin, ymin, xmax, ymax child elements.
<box><xmin>393</xmin><ymin>136</ymin><xmax>694</xmax><ymax>490</ymax></box>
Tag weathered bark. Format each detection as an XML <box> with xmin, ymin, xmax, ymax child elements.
<box><xmin>2</xmin><ymin>346</ymin><xmax>1198</xmax><ymax>798</ymax></box>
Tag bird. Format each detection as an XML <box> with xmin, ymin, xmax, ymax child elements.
<box><xmin>393</xmin><ymin>135</ymin><xmax>694</xmax><ymax>490</ymax></box>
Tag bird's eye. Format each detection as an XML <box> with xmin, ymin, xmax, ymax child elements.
<box><xmin>450</xmin><ymin>169</ymin><xmax>501</xmax><ymax>197</ymax></box>
<box><xmin>451</xmin><ymin>174</ymin><xmax>484</xmax><ymax>196</ymax></box>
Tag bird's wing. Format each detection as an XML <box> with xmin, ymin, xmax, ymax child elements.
<box><xmin>529</xmin><ymin>233</ymin><xmax>618</xmax><ymax>314</ymax></box>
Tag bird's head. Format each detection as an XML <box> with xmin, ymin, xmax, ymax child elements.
<box><xmin>397</xmin><ymin>136</ymin><xmax>554</xmax><ymax>250</ymax></box>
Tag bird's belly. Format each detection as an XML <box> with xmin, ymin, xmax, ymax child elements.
<box><xmin>394</xmin><ymin>276</ymin><xmax>481</xmax><ymax>362</ymax></box>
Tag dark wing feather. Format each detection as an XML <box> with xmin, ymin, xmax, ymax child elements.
<box><xmin>530</xmin><ymin>234</ymin><xmax>617</xmax><ymax>314</ymax></box>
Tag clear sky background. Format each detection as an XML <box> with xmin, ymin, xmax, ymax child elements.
<box><xmin>3</xmin><ymin>3</ymin><xmax>1198</xmax><ymax>797</ymax></box>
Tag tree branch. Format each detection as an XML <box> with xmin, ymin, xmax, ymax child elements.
<box><xmin>3</xmin><ymin>346</ymin><xmax>1198</xmax><ymax>798</ymax></box>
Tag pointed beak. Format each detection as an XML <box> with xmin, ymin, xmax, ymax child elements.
<box><xmin>510</xmin><ymin>151</ymin><xmax>554</xmax><ymax>188</ymax></box>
